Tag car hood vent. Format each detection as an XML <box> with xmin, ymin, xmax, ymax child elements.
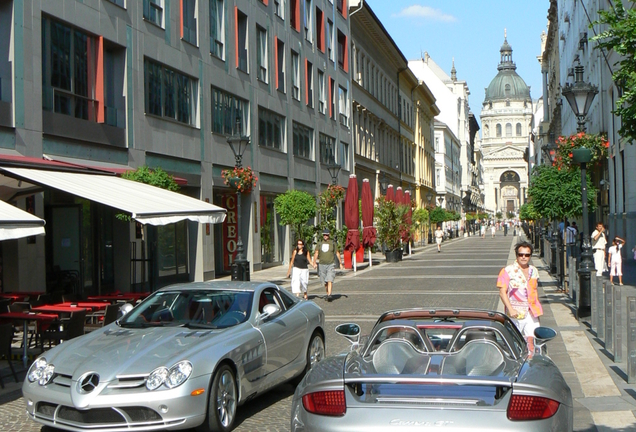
<box><xmin>176</xmin><ymin>330</ymin><xmax>214</xmax><ymax>338</ymax></box>
<box><xmin>104</xmin><ymin>329</ymin><xmax>134</xmax><ymax>337</ymax></box>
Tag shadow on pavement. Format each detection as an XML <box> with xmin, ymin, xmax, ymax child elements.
<box><xmin>231</xmin><ymin>382</ymin><xmax>296</xmax><ymax>429</ymax></box>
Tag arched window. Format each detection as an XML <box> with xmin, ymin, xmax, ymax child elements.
<box><xmin>496</xmin><ymin>124</ymin><xmax>502</xmax><ymax>137</ymax></box>
<box><xmin>516</xmin><ymin>123</ymin><xmax>522</xmax><ymax>136</ymax></box>
<box><xmin>505</xmin><ymin>123</ymin><xmax>512</xmax><ymax>137</ymax></box>
<box><xmin>505</xmin><ymin>84</ymin><xmax>511</xmax><ymax>97</ymax></box>
<box><xmin>484</xmin><ymin>124</ymin><xmax>489</xmax><ymax>138</ymax></box>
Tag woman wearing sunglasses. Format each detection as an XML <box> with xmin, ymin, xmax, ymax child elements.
<box><xmin>496</xmin><ymin>241</ymin><xmax>543</xmax><ymax>342</ymax></box>
<box><xmin>286</xmin><ymin>239</ymin><xmax>316</xmax><ymax>299</ymax></box>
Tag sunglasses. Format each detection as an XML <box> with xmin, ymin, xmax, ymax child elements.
<box><xmin>517</xmin><ymin>253</ymin><xmax>532</xmax><ymax>258</ymax></box>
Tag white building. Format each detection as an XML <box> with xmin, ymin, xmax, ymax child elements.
<box><xmin>480</xmin><ymin>34</ymin><xmax>534</xmax><ymax>216</ymax></box>
<box><xmin>434</xmin><ymin>121</ymin><xmax>461</xmax><ymax>213</ymax></box>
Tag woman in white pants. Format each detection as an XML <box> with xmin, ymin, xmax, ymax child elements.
<box><xmin>286</xmin><ymin>239</ymin><xmax>316</xmax><ymax>299</ymax></box>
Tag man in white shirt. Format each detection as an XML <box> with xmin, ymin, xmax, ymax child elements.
<box><xmin>591</xmin><ymin>222</ymin><xmax>607</xmax><ymax>276</ymax></box>
<box><xmin>435</xmin><ymin>226</ymin><xmax>444</xmax><ymax>253</ymax></box>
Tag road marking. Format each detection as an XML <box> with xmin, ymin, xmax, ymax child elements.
<box><xmin>560</xmin><ymin>330</ymin><xmax>620</xmax><ymax>397</ymax></box>
<box><xmin>592</xmin><ymin>412</ymin><xmax>636</xmax><ymax>430</ymax></box>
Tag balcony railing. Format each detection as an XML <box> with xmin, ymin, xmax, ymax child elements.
<box><xmin>44</xmin><ymin>86</ymin><xmax>124</xmax><ymax>128</ymax></box>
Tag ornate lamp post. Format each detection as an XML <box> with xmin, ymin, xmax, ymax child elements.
<box><xmin>541</xmin><ymin>141</ymin><xmax>559</xmax><ymax>276</ymax></box>
<box><xmin>227</xmin><ymin>118</ymin><xmax>251</xmax><ymax>281</ymax></box>
<box><xmin>562</xmin><ymin>63</ymin><xmax>598</xmax><ymax>319</ymax></box>
<box><xmin>378</xmin><ymin>172</ymin><xmax>389</xmax><ymax>195</ymax></box>
<box><xmin>325</xmin><ymin>162</ymin><xmax>342</xmax><ymax>186</ymax></box>
<box><xmin>426</xmin><ymin>192</ymin><xmax>433</xmax><ymax>244</ymax></box>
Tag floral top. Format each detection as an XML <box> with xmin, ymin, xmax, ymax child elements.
<box><xmin>497</xmin><ymin>261</ymin><xmax>543</xmax><ymax>318</ymax></box>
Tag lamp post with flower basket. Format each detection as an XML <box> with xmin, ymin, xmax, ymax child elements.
<box><xmin>223</xmin><ymin>118</ymin><xmax>256</xmax><ymax>281</ymax></box>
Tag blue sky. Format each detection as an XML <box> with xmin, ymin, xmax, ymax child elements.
<box><xmin>364</xmin><ymin>0</ymin><xmax>549</xmax><ymax>124</ymax></box>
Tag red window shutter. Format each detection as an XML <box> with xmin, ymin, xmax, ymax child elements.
<box><xmin>318</xmin><ymin>9</ymin><xmax>325</xmax><ymax>52</ymax></box>
<box><xmin>96</xmin><ymin>36</ymin><xmax>104</xmax><ymax>123</ymax></box>
<box><xmin>344</xmin><ymin>35</ymin><xmax>349</xmax><ymax>72</ymax></box>
<box><xmin>342</xmin><ymin>0</ymin><xmax>347</xmax><ymax>19</ymax></box>
<box><xmin>180</xmin><ymin>0</ymin><xmax>184</xmax><ymax>39</ymax></box>
<box><xmin>295</xmin><ymin>0</ymin><xmax>300</xmax><ymax>31</ymax></box>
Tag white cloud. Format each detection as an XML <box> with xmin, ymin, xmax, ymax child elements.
<box><xmin>393</xmin><ymin>5</ymin><xmax>457</xmax><ymax>22</ymax></box>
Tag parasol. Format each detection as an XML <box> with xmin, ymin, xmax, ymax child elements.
<box><xmin>344</xmin><ymin>174</ymin><xmax>360</xmax><ymax>254</ymax></box>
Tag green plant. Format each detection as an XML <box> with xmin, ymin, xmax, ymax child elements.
<box><xmin>273</xmin><ymin>190</ymin><xmax>317</xmax><ymax>244</ymax></box>
<box><xmin>554</xmin><ymin>132</ymin><xmax>609</xmax><ymax>170</ymax></box>
<box><xmin>496</xmin><ymin>211</ymin><xmax>503</xmax><ymax>220</ymax></box>
<box><xmin>506</xmin><ymin>211</ymin><xmax>516</xmax><ymax>219</ymax></box>
<box><xmin>118</xmin><ymin>166</ymin><xmax>180</xmax><ymax>220</ymax></box>
<box><xmin>317</xmin><ymin>184</ymin><xmax>345</xmax><ymax>235</ymax></box>
<box><xmin>221</xmin><ymin>166</ymin><xmax>258</xmax><ymax>193</ymax></box>
<box><xmin>375</xmin><ymin>196</ymin><xmax>408</xmax><ymax>251</ymax></box>
<box><xmin>519</xmin><ymin>203</ymin><xmax>539</xmax><ymax>221</ymax></box>
<box><xmin>429</xmin><ymin>206</ymin><xmax>447</xmax><ymax>226</ymax></box>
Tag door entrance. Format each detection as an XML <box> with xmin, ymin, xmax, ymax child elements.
<box><xmin>50</xmin><ymin>206</ymin><xmax>82</xmax><ymax>294</ymax></box>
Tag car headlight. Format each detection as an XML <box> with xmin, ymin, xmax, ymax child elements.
<box><xmin>146</xmin><ymin>361</ymin><xmax>192</xmax><ymax>391</ymax></box>
<box><xmin>28</xmin><ymin>358</ymin><xmax>55</xmax><ymax>386</ymax></box>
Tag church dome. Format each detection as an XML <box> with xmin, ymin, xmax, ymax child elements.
<box><xmin>484</xmin><ymin>34</ymin><xmax>531</xmax><ymax>103</ymax></box>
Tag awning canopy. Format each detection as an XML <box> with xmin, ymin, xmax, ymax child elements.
<box><xmin>0</xmin><ymin>200</ymin><xmax>46</xmax><ymax>241</ymax></box>
<box><xmin>0</xmin><ymin>167</ymin><xmax>226</xmax><ymax>226</ymax></box>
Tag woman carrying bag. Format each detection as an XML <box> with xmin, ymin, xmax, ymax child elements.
<box><xmin>286</xmin><ymin>239</ymin><xmax>316</xmax><ymax>299</ymax></box>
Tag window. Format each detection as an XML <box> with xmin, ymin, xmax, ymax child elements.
<box><xmin>329</xmin><ymin>76</ymin><xmax>335</xmax><ymax>118</ymax></box>
<box><xmin>516</xmin><ymin>123</ymin><xmax>522</xmax><ymax>136</ymax></box>
<box><xmin>256</xmin><ymin>26</ymin><xmax>268</xmax><ymax>83</ymax></box>
<box><xmin>212</xmin><ymin>87</ymin><xmax>249</xmax><ymax>135</ymax></box>
<box><xmin>340</xmin><ymin>141</ymin><xmax>349</xmax><ymax>170</ymax></box>
<box><xmin>108</xmin><ymin>0</ymin><xmax>125</xmax><ymax>7</ymax></box>
<box><xmin>336</xmin><ymin>0</ymin><xmax>346</xmax><ymax>18</ymax></box>
<box><xmin>306</xmin><ymin>60</ymin><xmax>313</xmax><ymax>107</ymax></box>
<box><xmin>290</xmin><ymin>0</ymin><xmax>300</xmax><ymax>31</ymax></box>
<box><xmin>276</xmin><ymin>38</ymin><xmax>285</xmax><ymax>92</ymax></box>
<box><xmin>319</xmin><ymin>133</ymin><xmax>336</xmax><ymax>163</ymax></box>
<box><xmin>236</xmin><ymin>9</ymin><xmax>248</xmax><ymax>72</ymax></box>
<box><xmin>144</xmin><ymin>58</ymin><xmax>198</xmax><ymax>125</ymax></box>
<box><xmin>505</xmin><ymin>84</ymin><xmax>511</xmax><ymax>97</ymax></box>
<box><xmin>181</xmin><ymin>0</ymin><xmax>197</xmax><ymax>45</ymax></box>
<box><xmin>275</xmin><ymin>0</ymin><xmax>285</xmax><ymax>19</ymax></box>
<box><xmin>259</xmin><ymin>107</ymin><xmax>285</xmax><ymax>150</ymax></box>
<box><xmin>293</xmin><ymin>122</ymin><xmax>313</xmax><ymax>159</ymax></box>
<box><xmin>316</xmin><ymin>7</ymin><xmax>324</xmax><ymax>52</ymax></box>
<box><xmin>505</xmin><ymin>123</ymin><xmax>512</xmax><ymax>137</ymax></box>
<box><xmin>327</xmin><ymin>19</ymin><xmax>334</xmax><ymax>62</ymax></box>
<box><xmin>41</xmin><ymin>18</ymin><xmax>98</xmax><ymax>121</ymax></box>
<box><xmin>318</xmin><ymin>70</ymin><xmax>325</xmax><ymax>114</ymax></box>
<box><xmin>304</xmin><ymin>0</ymin><xmax>313</xmax><ymax>42</ymax></box>
<box><xmin>291</xmin><ymin>50</ymin><xmax>300</xmax><ymax>100</ymax></box>
<box><xmin>210</xmin><ymin>0</ymin><xmax>224</xmax><ymax>59</ymax></box>
<box><xmin>337</xmin><ymin>30</ymin><xmax>347</xmax><ymax>71</ymax></box>
<box><xmin>338</xmin><ymin>85</ymin><xmax>348</xmax><ymax>126</ymax></box>
<box><xmin>496</xmin><ymin>124</ymin><xmax>502</xmax><ymax>137</ymax></box>
<box><xmin>143</xmin><ymin>0</ymin><xmax>164</xmax><ymax>27</ymax></box>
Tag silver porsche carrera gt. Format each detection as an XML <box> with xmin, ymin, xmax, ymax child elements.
<box><xmin>291</xmin><ymin>308</ymin><xmax>572</xmax><ymax>432</ymax></box>
<box><xmin>23</xmin><ymin>281</ymin><xmax>325</xmax><ymax>432</ymax></box>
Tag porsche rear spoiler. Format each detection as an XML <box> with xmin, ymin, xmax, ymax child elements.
<box><xmin>343</xmin><ymin>374</ymin><xmax>514</xmax><ymax>387</ymax></box>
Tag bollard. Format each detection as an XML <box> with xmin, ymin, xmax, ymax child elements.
<box><xmin>627</xmin><ymin>297</ymin><xmax>636</xmax><ymax>384</ymax></box>
<box><xmin>569</xmin><ymin>257</ymin><xmax>576</xmax><ymax>299</ymax></box>
<box><xmin>605</xmin><ymin>283</ymin><xmax>614</xmax><ymax>354</ymax></box>
<box><xmin>598</xmin><ymin>280</ymin><xmax>605</xmax><ymax>341</ymax></box>
<box><xmin>614</xmin><ymin>285</ymin><xmax>622</xmax><ymax>363</ymax></box>
<box><xmin>591</xmin><ymin>273</ymin><xmax>597</xmax><ymax>333</ymax></box>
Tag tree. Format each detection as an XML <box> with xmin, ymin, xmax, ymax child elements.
<box><xmin>274</xmin><ymin>190</ymin><xmax>317</xmax><ymax>244</ymax></box>
<box><xmin>412</xmin><ymin>208</ymin><xmax>429</xmax><ymax>243</ymax></box>
<box><xmin>375</xmin><ymin>197</ymin><xmax>408</xmax><ymax>251</ymax></box>
<box><xmin>519</xmin><ymin>203</ymin><xmax>539</xmax><ymax>221</ymax></box>
<box><xmin>593</xmin><ymin>1</ymin><xmax>636</xmax><ymax>145</ymax></box>
<box><xmin>527</xmin><ymin>165</ymin><xmax>597</xmax><ymax>221</ymax></box>
<box><xmin>496</xmin><ymin>211</ymin><xmax>503</xmax><ymax>221</ymax></box>
<box><xmin>118</xmin><ymin>166</ymin><xmax>180</xmax><ymax>221</ymax></box>
<box><xmin>429</xmin><ymin>206</ymin><xmax>447</xmax><ymax>226</ymax></box>
<box><xmin>506</xmin><ymin>211</ymin><xmax>516</xmax><ymax>219</ymax></box>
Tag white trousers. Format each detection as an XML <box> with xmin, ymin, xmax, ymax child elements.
<box><xmin>593</xmin><ymin>249</ymin><xmax>605</xmax><ymax>276</ymax></box>
<box><xmin>291</xmin><ymin>267</ymin><xmax>309</xmax><ymax>294</ymax></box>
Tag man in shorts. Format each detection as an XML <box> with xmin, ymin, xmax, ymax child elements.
<box><xmin>496</xmin><ymin>241</ymin><xmax>543</xmax><ymax>343</ymax></box>
<box><xmin>314</xmin><ymin>229</ymin><xmax>342</xmax><ymax>302</ymax></box>
<box><xmin>435</xmin><ymin>225</ymin><xmax>444</xmax><ymax>252</ymax></box>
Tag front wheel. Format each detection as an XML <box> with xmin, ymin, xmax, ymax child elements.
<box><xmin>197</xmin><ymin>364</ymin><xmax>237</xmax><ymax>432</ymax></box>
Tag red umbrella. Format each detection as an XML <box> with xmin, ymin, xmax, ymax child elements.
<box><xmin>344</xmin><ymin>174</ymin><xmax>360</xmax><ymax>253</ymax></box>
<box><xmin>361</xmin><ymin>179</ymin><xmax>376</xmax><ymax>249</ymax></box>
<box><xmin>395</xmin><ymin>187</ymin><xmax>404</xmax><ymax>205</ymax></box>
<box><xmin>386</xmin><ymin>185</ymin><xmax>395</xmax><ymax>202</ymax></box>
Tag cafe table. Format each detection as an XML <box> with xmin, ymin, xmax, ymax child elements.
<box><xmin>31</xmin><ymin>305</ymin><xmax>87</xmax><ymax>316</ymax></box>
<box><xmin>87</xmin><ymin>292</ymin><xmax>150</xmax><ymax>303</ymax></box>
<box><xmin>0</xmin><ymin>311</ymin><xmax>58</xmax><ymax>367</ymax></box>
<box><xmin>55</xmin><ymin>302</ymin><xmax>109</xmax><ymax>311</ymax></box>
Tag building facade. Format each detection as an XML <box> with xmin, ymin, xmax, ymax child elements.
<box><xmin>433</xmin><ymin>121</ymin><xmax>461</xmax><ymax>213</ymax></box>
<box><xmin>0</xmin><ymin>0</ymin><xmax>352</xmax><ymax>294</ymax></box>
<box><xmin>480</xmin><ymin>34</ymin><xmax>533</xmax><ymax>217</ymax></box>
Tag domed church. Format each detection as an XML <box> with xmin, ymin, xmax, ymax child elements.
<box><xmin>480</xmin><ymin>32</ymin><xmax>533</xmax><ymax>217</ymax></box>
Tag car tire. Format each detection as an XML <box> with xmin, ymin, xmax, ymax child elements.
<box><xmin>197</xmin><ymin>364</ymin><xmax>237</xmax><ymax>432</ymax></box>
<box><xmin>292</xmin><ymin>331</ymin><xmax>324</xmax><ymax>385</ymax></box>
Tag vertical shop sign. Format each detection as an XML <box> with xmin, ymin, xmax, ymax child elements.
<box><xmin>222</xmin><ymin>194</ymin><xmax>238</xmax><ymax>272</ymax></box>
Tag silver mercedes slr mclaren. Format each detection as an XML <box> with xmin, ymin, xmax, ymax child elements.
<box><xmin>22</xmin><ymin>281</ymin><xmax>325</xmax><ymax>432</ymax></box>
<box><xmin>291</xmin><ymin>308</ymin><xmax>573</xmax><ymax>432</ymax></box>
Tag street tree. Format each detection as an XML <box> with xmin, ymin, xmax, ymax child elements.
<box><xmin>593</xmin><ymin>0</ymin><xmax>636</xmax><ymax>145</ymax></box>
<box><xmin>274</xmin><ymin>190</ymin><xmax>317</xmax><ymax>244</ymax></box>
<box><xmin>519</xmin><ymin>203</ymin><xmax>539</xmax><ymax>221</ymax></box>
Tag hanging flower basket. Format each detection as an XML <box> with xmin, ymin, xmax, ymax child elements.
<box><xmin>554</xmin><ymin>132</ymin><xmax>609</xmax><ymax>170</ymax></box>
<box><xmin>222</xmin><ymin>166</ymin><xmax>258</xmax><ymax>194</ymax></box>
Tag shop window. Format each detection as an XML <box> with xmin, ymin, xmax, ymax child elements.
<box><xmin>258</xmin><ymin>107</ymin><xmax>285</xmax><ymax>150</ymax></box>
<box><xmin>210</xmin><ymin>0</ymin><xmax>225</xmax><ymax>59</ymax></box>
<box><xmin>144</xmin><ymin>58</ymin><xmax>198</xmax><ymax>126</ymax></box>
<box><xmin>319</xmin><ymin>133</ymin><xmax>336</xmax><ymax>163</ymax></box>
<box><xmin>143</xmin><ymin>0</ymin><xmax>164</xmax><ymax>27</ymax></box>
<box><xmin>276</xmin><ymin>38</ymin><xmax>285</xmax><ymax>92</ymax></box>
<box><xmin>157</xmin><ymin>221</ymin><xmax>189</xmax><ymax>278</ymax></box>
<box><xmin>293</xmin><ymin>121</ymin><xmax>313</xmax><ymax>159</ymax></box>
<box><xmin>181</xmin><ymin>0</ymin><xmax>197</xmax><ymax>45</ymax></box>
<box><xmin>211</xmin><ymin>87</ymin><xmax>249</xmax><ymax>135</ymax></box>
<box><xmin>260</xmin><ymin>195</ymin><xmax>286</xmax><ymax>266</ymax></box>
<box><xmin>257</xmin><ymin>26</ymin><xmax>268</xmax><ymax>83</ymax></box>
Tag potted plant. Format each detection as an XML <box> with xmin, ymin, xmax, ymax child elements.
<box><xmin>375</xmin><ymin>197</ymin><xmax>408</xmax><ymax>263</ymax></box>
<box><xmin>221</xmin><ymin>166</ymin><xmax>258</xmax><ymax>194</ymax></box>
<box><xmin>554</xmin><ymin>132</ymin><xmax>609</xmax><ymax>171</ymax></box>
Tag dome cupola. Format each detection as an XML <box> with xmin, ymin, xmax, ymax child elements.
<box><xmin>484</xmin><ymin>30</ymin><xmax>531</xmax><ymax>104</ymax></box>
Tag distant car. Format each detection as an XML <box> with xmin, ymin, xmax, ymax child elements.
<box><xmin>291</xmin><ymin>308</ymin><xmax>572</xmax><ymax>432</ymax></box>
<box><xmin>23</xmin><ymin>281</ymin><xmax>325</xmax><ymax>432</ymax></box>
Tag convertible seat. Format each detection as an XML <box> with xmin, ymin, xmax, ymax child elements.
<box><xmin>373</xmin><ymin>340</ymin><xmax>429</xmax><ymax>374</ymax></box>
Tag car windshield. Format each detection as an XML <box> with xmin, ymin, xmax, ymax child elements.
<box><xmin>119</xmin><ymin>290</ymin><xmax>253</xmax><ymax>329</ymax></box>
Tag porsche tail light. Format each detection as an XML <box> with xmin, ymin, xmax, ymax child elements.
<box><xmin>507</xmin><ymin>394</ymin><xmax>560</xmax><ymax>420</ymax></box>
<box><xmin>302</xmin><ymin>390</ymin><xmax>346</xmax><ymax>416</ymax></box>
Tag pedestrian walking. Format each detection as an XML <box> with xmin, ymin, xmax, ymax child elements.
<box><xmin>565</xmin><ymin>221</ymin><xmax>577</xmax><ymax>263</ymax></box>
<box><xmin>286</xmin><ymin>239</ymin><xmax>316</xmax><ymax>299</ymax></box>
<box><xmin>314</xmin><ymin>229</ymin><xmax>342</xmax><ymax>302</ymax></box>
<box><xmin>608</xmin><ymin>236</ymin><xmax>625</xmax><ymax>285</ymax></box>
<box><xmin>480</xmin><ymin>223</ymin><xmax>486</xmax><ymax>239</ymax></box>
<box><xmin>497</xmin><ymin>241</ymin><xmax>543</xmax><ymax>343</ymax></box>
<box><xmin>435</xmin><ymin>225</ymin><xmax>444</xmax><ymax>252</ymax></box>
<box><xmin>591</xmin><ymin>222</ymin><xmax>607</xmax><ymax>277</ymax></box>
<box><xmin>491</xmin><ymin>224</ymin><xmax>496</xmax><ymax>238</ymax></box>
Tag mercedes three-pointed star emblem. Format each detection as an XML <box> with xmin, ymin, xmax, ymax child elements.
<box><xmin>77</xmin><ymin>373</ymin><xmax>100</xmax><ymax>394</ymax></box>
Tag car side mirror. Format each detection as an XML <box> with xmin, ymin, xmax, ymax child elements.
<box><xmin>335</xmin><ymin>323</ymin><xmax>361</xmax><ymax>346</ymax></box>
<box><xmin>119</xmin><ymin>303</ymin><xmax>134</xmax><ymax>317</ymax></box>
<box><xmin>534</xmin><ymin>326</ymin><xmax>557</xmax><ymax>342</ymax></box>
<box><xmin>259</xmin><ymin>303</ymin><xmax>281</xmax><ymax>322</ymax></box>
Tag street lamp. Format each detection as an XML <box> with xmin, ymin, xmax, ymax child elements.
<box><xmin>378</xmin><ymin>172</ymin><xmax>390</xmax><ymax>195</ymax></box>
<box><xmin>573</xmin><ymin>148</ymin><xmax>594</xmax><ymax>318</ymax></box>
<box><xmin>227</xmin><ymin>117</ymin><xmax>251</xmax><ymax>281</ymax></box>
<box><xmin>325</xmin><ymin>162</ymin><xmax>342</xmax><ymax>185</ymax></box>
<box><xmin>562</xmin><ymin>63</ymin><xmax>599</xmax><ymax>132</ymax></box>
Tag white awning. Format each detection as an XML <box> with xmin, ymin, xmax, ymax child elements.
<box><xmin>0</xmin><ymin>200</ymin><xmax>46</xmax><ymax>241</ymax></box>
<box><xmin>0</xmin><ymin>167</ymin><xmax>227</xmax><ymax>226</ymax></box>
